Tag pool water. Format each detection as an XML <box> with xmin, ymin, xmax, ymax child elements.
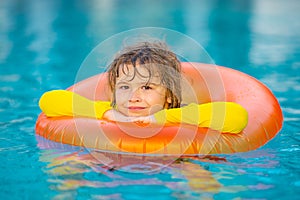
<box><xmin>1</xmin><ymin>0</ymin><xmax>299</xmax><ymax>199</ymax></box>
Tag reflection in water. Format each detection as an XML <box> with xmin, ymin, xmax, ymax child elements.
<box><xmin>37</xmin><ymin>136</ymin><xmax>222</xmax><ymax>199</ymax></box>
<box><xmin>26</xmin><ymin>0</ymin><xmax>57</xmax><ymax>65</ymax></box>
<box><xmin>207</xmin><ymin>0</ymin><xmax>252</xmax><ymax>69</ymax></box>
<box><xmin>85</xmin><ymin>0</ymin><xmax>117</xmax><ymax>41</ymax></box>
<box><xmin>249</xmin><ymin>0</ymin><xmax>300</xmax><ymax>66</ymax></box>
<box><xmin>0</xmin><ymin>1</ymin><xmax>12</xmax><ymax>64</ymax></box>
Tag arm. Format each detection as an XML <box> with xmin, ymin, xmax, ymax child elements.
<box><xmin>154</xmin><ymin>102</ymin><xmax>248</xmax><ymax>133</ymax></box>
<box><xmin>39</xmin><ymin>90</ymin><xmax>112</xmax><ymax>119</ymax></box>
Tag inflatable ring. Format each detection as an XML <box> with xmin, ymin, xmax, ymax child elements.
<box><xmin>35</xmin><ymin>62</ymin><xmax>283</xmax><ymax>155</ymax></box>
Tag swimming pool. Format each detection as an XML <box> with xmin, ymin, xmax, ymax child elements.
<box><xmin>0</xmin><ymin>0</ymin><xmax>299</xmax><ymax>199</ymax></box>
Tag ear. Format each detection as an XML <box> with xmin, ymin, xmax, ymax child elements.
<box><xmin>166</xmin><ymin>96</ymin><xmax>172</xmax><ymax>104</ymax></box>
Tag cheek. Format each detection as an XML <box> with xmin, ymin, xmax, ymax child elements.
<box><xmin>147</xmin><ymin>91</ymin><xmax>166</xmax><ymax>105</ymax></box>
<box><xmin>148</xmin><ymin>105</ymin><xmax>164</xmax><ymax>115</ymax></box>
<box><xmin>115</xmin><ymin>90</ymin><xmax>128</xmax><ymax>104</ymax></box>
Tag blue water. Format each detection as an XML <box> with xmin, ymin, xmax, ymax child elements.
<box><xmin>1</xmin><ymin>0</ymin><xmax>299</xmax><ymax>199</ymax></box>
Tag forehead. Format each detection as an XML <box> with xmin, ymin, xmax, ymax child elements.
<box><xmin>116</xmin><ymin>64</ymin><xmax>161</xmax><ymax>83</ymax></box>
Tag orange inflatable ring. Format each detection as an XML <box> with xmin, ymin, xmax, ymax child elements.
<box><xmin>35</xmin><ymin>62</ymin><xmax>283</xmax><ymax>155</ymax></box>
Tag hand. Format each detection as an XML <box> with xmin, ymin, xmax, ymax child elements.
<box><xmin>131</xmin><ymin>115</ymin><xmax>157</xmax><ymax>124</ymax></box>
<box><xmin>103</xmin><ymin>109</ymin><xmax>132</xmax><ymax>122</ymax></box>
<box><xmin>103</xmin><ymin>109</ymin><xmax>157</xmax><ymax>124</ymax></box>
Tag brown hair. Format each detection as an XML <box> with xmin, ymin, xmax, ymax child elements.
<box><xmin>107</xmin><ymin>41</ymin><xmax>182</xmax><ymax>109</ymax></box>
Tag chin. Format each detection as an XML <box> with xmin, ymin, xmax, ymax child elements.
<box><xmin>128</xmin><ymin>113</ymin><xmax>149</xmax><ymax>117</ymax></box>
<box><xmin>126</xmin><ymin>110</ymin><xmax>152</xmax><ymax>117</ymax></box>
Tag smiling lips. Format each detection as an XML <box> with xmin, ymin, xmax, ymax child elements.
<box><xmin>127</xmin><ymin>106</ymin><xmax>146</xmax><ymax>111</ymax></box>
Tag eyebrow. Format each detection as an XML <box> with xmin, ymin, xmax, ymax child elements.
<box><xmin>116</xmin><ymin>81</ymin><xmax>129</xmax><ymax>85</ymax></box>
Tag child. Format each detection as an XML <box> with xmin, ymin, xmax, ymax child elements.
<box><xmin>39</xmin><ymin>41</ymin><xmax>248</xmax><ymax>133</ymax></box>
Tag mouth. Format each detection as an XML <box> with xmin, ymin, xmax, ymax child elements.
<box><xmin>127</xmin><ymin>106</ymin><xmax>146</xmax><ymax>111</ymax></box>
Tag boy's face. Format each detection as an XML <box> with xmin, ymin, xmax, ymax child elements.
<box><xmin>115</xmin><ymin>64</ymin><xmax>171</xmax><ymax>117</ymax></box>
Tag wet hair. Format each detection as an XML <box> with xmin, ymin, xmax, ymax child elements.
<box><xmin>107</xmin><ymin>41</ymin><xmax>182</xmax><ymax>109</ymax></box>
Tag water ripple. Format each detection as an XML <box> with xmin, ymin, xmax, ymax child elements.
<box><xmin>0</xmin><ymin>74</ymin><xmax>20</xmax><ymax>82</ymax></box>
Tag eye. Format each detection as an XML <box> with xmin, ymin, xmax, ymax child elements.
<box><xmin>119</xmin><ymin>85</ymin><xmax>129</xmax><ymax>90</ymax></box>
<box><xmin>141</xmin><ymin>85</ymin><xmax>152</xmax><ymax>90</ymax></box>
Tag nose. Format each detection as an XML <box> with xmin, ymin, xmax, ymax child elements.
<box><xmin>129</xmin><ymin>89</ymin><xmax>142</xmax><ymax>102</ymax></box>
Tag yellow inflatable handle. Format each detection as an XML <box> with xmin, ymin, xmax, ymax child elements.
<box><xmin>39</xmin><ymin>90</ymin><xmax>111</xmax><ymax>119</ymax></box>
<box><xmin>39</xmin><ymin>90</ymin><xmax>248</xmax><ymax>133</ymax></box>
